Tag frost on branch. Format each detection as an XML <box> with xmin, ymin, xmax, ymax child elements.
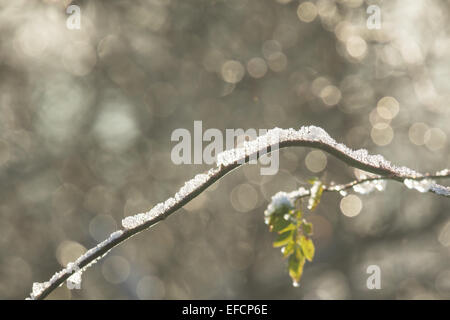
<box><xmin>353</xmin><ymin>180</ymin><xmax>386</xmax><ymax>194</ymax></box>
<box><xmin>404</xmin><ymin>179</ymin><xmax>434</xmax><ymax>193</ymax></box>
<box><xmin>30</xmin><ymin>125</ymin><xmax>450</xmax><ymax>299</ymax></box>
<box><xmin>28</xmin><ymin>230</ymin><xmax>123</xmax><ymax>299</ymax></box>
<box><xmin>122</xmin><ymin>126</ymin><xmax>448</xmax><ymax>233</ymax></box>
<box><xmin>287</xmin><ymin>187</ymin><xmax>309</xmax><ymax>199</ymax></box>
<box><xmin>404</xmin><ymin>179</ymin><xmax>450</xmax><ymax>196</ymax></box>
<box><xmin>66</xmin><ymin>269</ymin><xmax>82</xmax><ymax>290</ymax></box>
<box><xmin>353</xmin><ymin>178</ymin><xmax>386</xmax><ymax>194</ymax></box>
<box><xmin>121</xmin><ymin>168</ymin><xmax>219</xmax><ymax>229</ymax></box>
<box><xmin>430</xmin><ymin>184</ymin><xmax>450</xmax><ymax>196</ymax></box>
<box><xmin>215</xmin><ymin>126</ymin><xmax>421</xmax><ymax>177</ymax></box>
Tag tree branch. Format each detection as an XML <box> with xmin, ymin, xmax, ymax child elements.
<box><xmin>28</xmin><ymin>126</ymin><xmax>450</xmax><ymax>299</ymax></box>
<box><xmin>285</xmin><ymin>171</ymin><xmax>450</xmax><ymax>202</ymax></box>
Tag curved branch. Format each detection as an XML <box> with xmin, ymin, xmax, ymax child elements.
<box><xmin>28</xmin><ymin>126</ymin><xmax>450</xmax><ymax>299</ymax></box>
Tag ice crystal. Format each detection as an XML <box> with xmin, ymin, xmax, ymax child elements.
<box><xmin>404</xmin><ymin>179</ymin><xmax>434</xmax><ymax>193</ymax></box>
<box><xmin>339</xmin><ymin>190</ymin><xmax>348</xmax><ymax>197</ymax></box>
<box><xmin>28</xmin><ymin>230</ymin><xmax>124</xmax><ymax>299</ymax></box>
<box><xmin>122</xmin><ymin>168</ymin><xmax>219</xmax><ymax>229</ymax></box>
<box><xmin>215</xmin><ymin>126</ymin><xmax>411</xmax><ymax>178</ymax></box>
<box><xmin>287</xmin><ymin>187</ymin><xmax>309</xmax><ymax>200</ymax></box>
<box><xmin>264</xmin><ymin>191</ymin><xmax>294</xmax><ymax>217</ymax></box>
<box><xmin>436</xmin><ymin>169</ymin><xmax>450</xmax><ymax>176</ymax></box>
<box><xmin>430</xmin><ymin>183</ymin><xmax>450</xmax><ymax>196</ymax></box>
<box><xmin>353</xmin><ymin>180</ymin><xmax>386</xmax><ymax>194</ymax></box>
<box><xmin>66</xmin><ymin>271</ymin><xmax>82</xmax><ymax>289</ymax></box>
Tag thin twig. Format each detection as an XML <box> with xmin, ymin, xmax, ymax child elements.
<box><xmin>289</xmin><ymin>172</ymin><xmax>450</xmax><ymax>201</ymax></box>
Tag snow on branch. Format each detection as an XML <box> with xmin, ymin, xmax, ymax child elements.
<box><xmin>28</xmin><ymin>126</ymin><xmax>450</xmax><ymax>300</ymax></box>
<box><xmin>268</xmin><ymin>169</ymin><xmax>450</xmax><ymax>209</ymax></box>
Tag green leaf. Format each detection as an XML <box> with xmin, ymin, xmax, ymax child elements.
<box><xmin>278</xmin><ymin>223</ymin><xmax>296</xmax><ymax>234</ymax></box>
<box><xmin>270</xmin><ymin>215</ymin><xmax>291</xmax><ymax>233</ymax></box>
<box><xmin>288</xmin><ymin>252</ymin><xmax>305</xmax><ymax>284</ymax></box>
<box><xmin>308</xmin><ymin>180</ymin><xmax>324</xmax><ymax>211</ymax></box>
<box><xmin>293</xmin><ymin>209</ymin><xmax>302</xmax><ymax>220</ymax></box>
<box><xmin>299</xmin><ymin>236</ymin><xmax>315</xmax><ymax>261</ymax></box>
<box><xmin>264</xmin><ymin>194</ymin><xmax>316</xmax><ymax>287</ymax></box>
<box><xmin>294</xmin><ymin>245</ymin><xmax>303</xmax><ymax>260</ymax></box>
<box><xmin>282</xmin><ymin>241</ymin><xmax>295</xmax><ymax>257</ymax></box>
<box><xmin>301</xmin><ymin>220</ymin><xmax>313</xmax><ymax>235</ymax></box>
<box><xmin>273</xmin><ymin>230</ymin><xmax>293</xmax><ymax>248</ymax></box>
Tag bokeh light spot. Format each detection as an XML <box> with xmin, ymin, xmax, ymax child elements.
<box><xmin>340</xmin><ymin>195</ymin><xmax>362</xmax><ymax>217</ymax></box>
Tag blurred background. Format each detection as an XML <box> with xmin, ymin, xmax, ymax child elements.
<box><xmin>0</xmin><ymin>0</ymin><xmax>449</xmax><ymax>299</ymax></box>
